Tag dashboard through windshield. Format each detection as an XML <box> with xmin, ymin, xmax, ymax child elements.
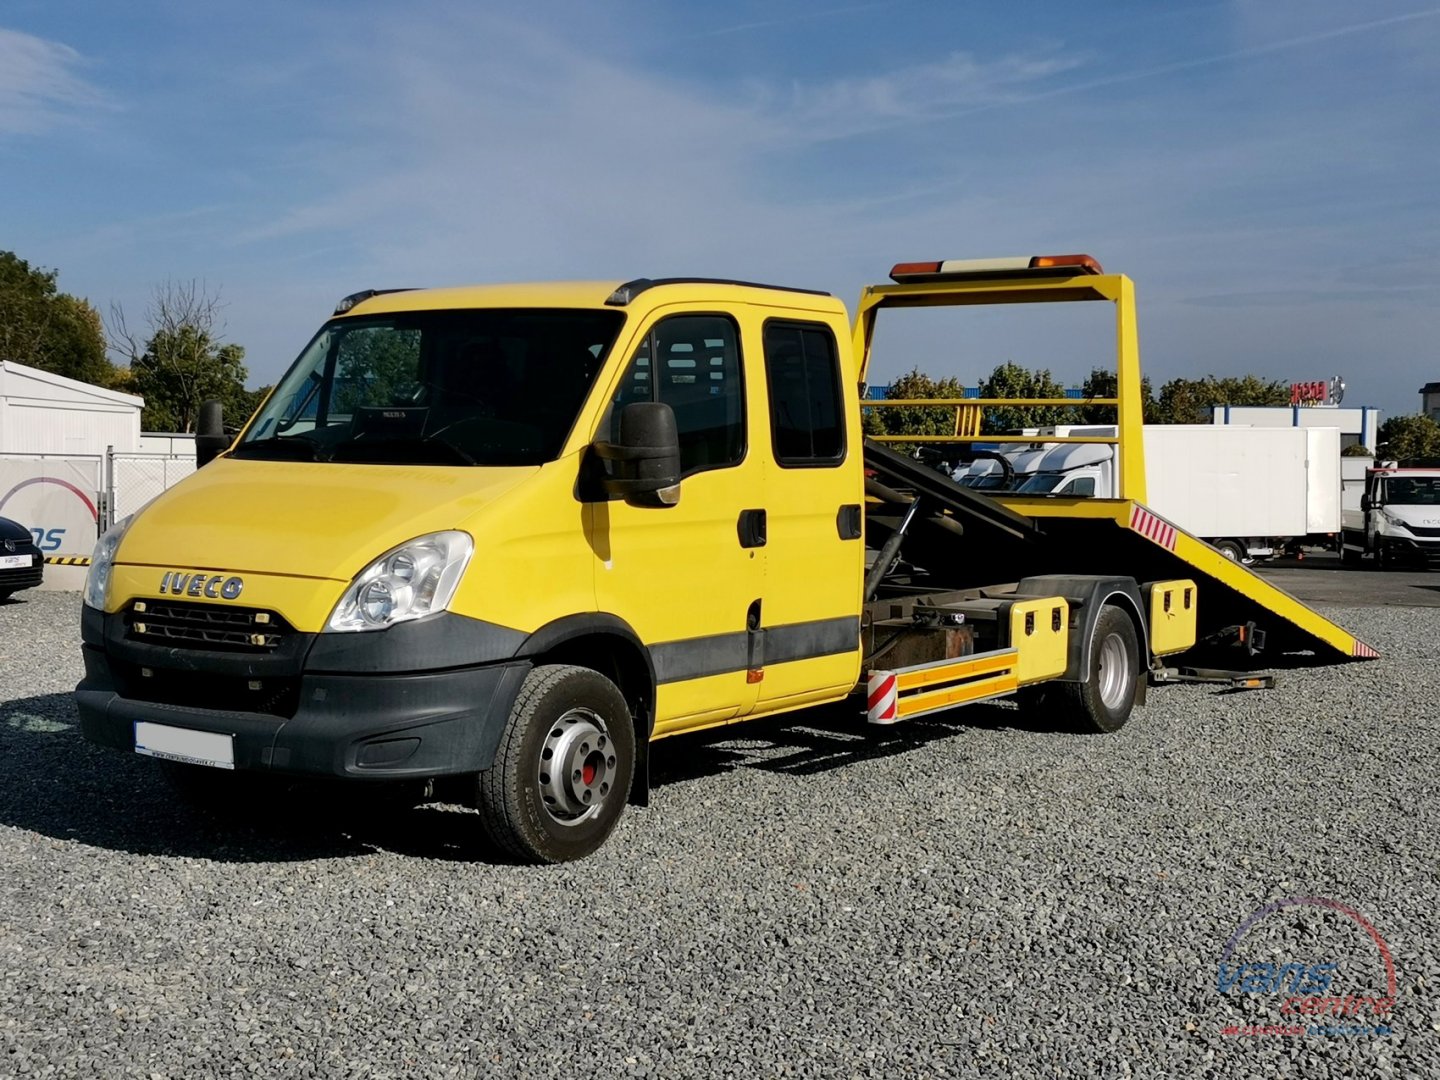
<box><xmin>234</xmin><ymin>309</ymin><xmax>625</xmax><ymax>466</ymax></box>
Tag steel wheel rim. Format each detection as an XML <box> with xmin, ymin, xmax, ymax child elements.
<box><xmin>537</xmin><ymin>707</ymin><xmax>617</xmax><ymax>827</ymax></box>
<box><xmin>1097</xmin><ymin>632</ymin><xmax>1130</xmax><ymax>711</ymax></box>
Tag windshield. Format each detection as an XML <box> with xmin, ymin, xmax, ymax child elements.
<box><xmin>235</xmin><ymin>309</ymin><xmax>625</xmax><ymax>466</ymax></box>
<box><xmin>1017</xmin><ymin>473</ymin><xmax>1064</xmax><ymax>493</ymax></box>
<box><xmin>1383</xmin><ymin>476</ymin><xmax>1440</xmax><ymax>506</ymax></box>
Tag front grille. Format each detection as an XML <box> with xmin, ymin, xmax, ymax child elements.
<box><xmin>125</xmin><ymin>599</ymin><xmax>290</xmax><ymax>651</ymax></box>
<box><xmin>1401</xmin><ymin>523</ymin><xmax>1440</xmax><ymax>538</ymax></box>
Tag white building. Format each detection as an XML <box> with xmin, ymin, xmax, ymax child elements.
<box><xmin>0</xmin><ymin>359</ymin><xmax>144</xmax><ymax>454</ymax></box>
<box><xmin>1211</xmin><ymin>404</ymin><xmax>1380</xmax><ymax>453</ymax></box>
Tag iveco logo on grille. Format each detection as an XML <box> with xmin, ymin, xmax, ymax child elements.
<box><xmin>159</xmin><ymin>571</ymin><xmax>244</xmax><ymax>600</ymax></box>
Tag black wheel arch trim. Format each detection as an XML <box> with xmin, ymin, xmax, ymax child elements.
<box><xmin>517</xmin><ymin>612</ymin><xmax>657</xmax><ymax>692</ymax></box>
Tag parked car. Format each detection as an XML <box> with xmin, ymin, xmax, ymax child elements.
<box><xmin>0</xmin><ymin>516</ymin><xmax>44</xmax><ymax>600</ymax></box>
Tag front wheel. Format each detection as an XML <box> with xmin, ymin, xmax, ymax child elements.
<box><xmin>477</xmin><ymin>664</ymin><xmax>635</xmax><ymax>863</ymax></box>
<box><xmin>1054</xmin><ymin>606</ymin><xmax>1140</xmax><ymax>734</ymax></box>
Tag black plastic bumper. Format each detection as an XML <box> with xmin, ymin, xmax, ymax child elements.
<box><xmin>0</xmin><ymin>559</ymin><xmax>43</xmax><ymax>594</ymax></box>
<box><xmin>76</xmin><ymin>606</ymin><xmax>533</xmax><ymax>779</ymax></box>
<box><xmin>1382</xmin><ymin>537</ymin><xmax>1440</xmax><ymax>567</ymax></box>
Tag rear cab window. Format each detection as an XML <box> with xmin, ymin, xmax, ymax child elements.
<box><xmin>761</xmin><ymin>321</ymin><xmax>846</xmax><ymax>467</ymax></box>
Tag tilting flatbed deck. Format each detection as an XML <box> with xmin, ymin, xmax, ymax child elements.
<box><xmin>863</xmin><ymin>440</ymin><xmax>1378</xmax><ymax>662</ymax></box>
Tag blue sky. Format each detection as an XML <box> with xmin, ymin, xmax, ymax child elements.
<box><xmin>2</xmin><ymin>1</ymin><xmax>1437</xmax><ymax>419</ymax></box>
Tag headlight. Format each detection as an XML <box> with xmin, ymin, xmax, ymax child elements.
<box><xmin>1380</xmin><ymin>511</ymin><xmax>1406</xmax><ymax>530</ymax></box>
<box><xmin>83</xmin><ymin>516</ymin><xmax>133</xmax><ymax>611</ymax></box>
<box><xmin>326</xmin><ymin>531</ymin><xmax>474</xmax><ymax>633</ymax></box>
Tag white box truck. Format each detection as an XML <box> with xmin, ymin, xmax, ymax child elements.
<box><xmin>1009</xmin><ymin>425</ymin><xmax>1342</xmax><ymax>562</ymax></box>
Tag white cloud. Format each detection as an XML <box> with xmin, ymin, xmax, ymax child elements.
<box><xmin>763</xmin><ymin>48</ymin><xmax>1085</xmax><ymax>139</ymax></box>
<box><xmin>0</xmin><ymin>27</ymin><xmax>106</xmax><ymax>135</ymax></box>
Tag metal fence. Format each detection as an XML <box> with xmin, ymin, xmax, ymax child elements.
<box><xmin>106</xmin><ymin>449</ymin><xmax>196</xmax><ymax>526</ymax></box>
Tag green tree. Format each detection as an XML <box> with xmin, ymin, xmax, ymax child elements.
<box><xmin>0</xmin><ymin>250</ymin><xmax>116</xmax><ymax>384</ymax></box>
<box><xmin>1377</xmin><ymin>415</ymin><xmax>1440</xmax><ymax>461</ymax></box>
<box><xmin>111</xmin><ymin>281</ymin><xmax>257</xmax><ymax>432</ymax></box>
<box><xmin>978</xmin><ymin>361</ymin><xmax>1069</xmax><ymax>431</ymax></box>
<box><xmin>1151</xmin><ymin>375</ymin><xmax>1290</xmax><ymax>424</ymax></box>
<box><xmin>1079</xmin><ymin>367</ymin><xmax>1158</xmax><ymax>424</ymax></box>
<box><xmin>862</xmin><ymin>367</ymin><xmax>967</xmax><ymax>441</ymax></box>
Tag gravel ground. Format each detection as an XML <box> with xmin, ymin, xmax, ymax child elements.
<box><xmin>1</xmin><ymin>590</ymin><xmax>1436</xmax><ymax>1078</ymax></box>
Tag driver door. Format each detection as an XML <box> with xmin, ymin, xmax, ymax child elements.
<box><xmin>589</xmin><ymin>310</ymin><xmax>765</xmax><ymax>735</ymax></box>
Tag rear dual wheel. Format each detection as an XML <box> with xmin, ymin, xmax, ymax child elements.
<box><xmin>477</xmin><ymin>664</ymin><xmax>635</xmax><ymax>863</ymax></box>
<box><xmin>1054</xmin><ymin>606</ymin><xmax>1141</xmax><ymax>734</ymax></box>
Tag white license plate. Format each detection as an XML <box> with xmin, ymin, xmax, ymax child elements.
<box><xmin>134</xmin><ymin>721</ymin><xmax>235</xmax><ymax>770</ymax></box>
<box><xmin>0</xmin><ymin>553</ymin><xmax>33</xmax><ymax>569</ymax></box>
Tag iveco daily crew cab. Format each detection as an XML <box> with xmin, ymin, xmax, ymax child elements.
<box><xmin>77</xmin><ymin>258</ymin><xmax>1370</xmax><ymax>862</ymax></box>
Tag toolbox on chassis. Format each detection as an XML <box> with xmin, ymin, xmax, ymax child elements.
<box><xmin>75</xmin><ymin>259</ymin><xmax>1377</xmax><ymax>862</ymax></box>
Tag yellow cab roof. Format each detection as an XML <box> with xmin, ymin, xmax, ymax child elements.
<box><xmin>336</xmin><ymin>279</ymin><xmax>848</xmax><ymax>320</ymax></box>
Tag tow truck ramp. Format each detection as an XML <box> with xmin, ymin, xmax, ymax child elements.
<box><xmin>863</xmin><ymin>440</ymin><xmax>1378</xmax><ymax>663</ymax></box>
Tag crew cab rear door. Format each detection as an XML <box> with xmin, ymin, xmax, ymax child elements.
<box><xmin>749</xmin><ymin>315</ymin><xmax>864</xmax><ymax>710</ymax></box>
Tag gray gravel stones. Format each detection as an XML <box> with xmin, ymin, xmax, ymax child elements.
<box><xmin>1</xmin><ymin>591</ymin><xmax>1437</xmax><ymax>1077</ymax></box>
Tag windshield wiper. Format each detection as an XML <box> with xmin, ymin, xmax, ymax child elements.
<box><xmin>230</xmin><ymin>435</ymin><xmax>319</xmax><ymax>461</ymax></box>
<box><xmin>329</xmin><ymin>436</ymin><xmax>477</xmax><ymax>466</ymax></box>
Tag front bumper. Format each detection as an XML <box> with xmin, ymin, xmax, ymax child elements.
<box><xmin>1381</xmin><ymin>536</ymin><xmax>1440</xmax><ymax>568</ymax></box>
<box><xmin>76</xmin><ymin>605</ymin><xmax>531</xmax><ymax>779</ymax></box>
<box><xmin>0</xmin><ymin>548</ymin><xmax>44</xmax><ymax>594</ymax></box>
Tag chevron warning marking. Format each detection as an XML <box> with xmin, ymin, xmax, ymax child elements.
<box><xmin>1128</xmin><ymin>505</ymin><xmax>1177</xmax><ymax>551</ymax></box>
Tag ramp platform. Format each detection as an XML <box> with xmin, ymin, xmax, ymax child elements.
<box><xmin>994</xmin><ymin>495</ymin><xmax>1379</xmax><ymax>661</ymax></box>
<box><xmin>861</xmin><ymin>440</ymin><xmax>1378</xmax><ymax>663</ymax></box>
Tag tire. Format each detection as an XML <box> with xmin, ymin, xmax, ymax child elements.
<box><xmin>1054</xmin><ymin>606</ymin><xmax>1140</xmax><ymax>734</ymax></box>
<box><xmin>1375</xmin><ymin>544</ymin><xmax>1391</xmax><ymax>572</ymax></box>
<box><xmin>477</xmin><ymin>664</ymin><xmax>636</xmax><ymax>864</ymax></box>
<box><xmin>1214</xmin><ymin>539</ymin><xmax>1246</xmax><ymax>563</ymax></box>
<box><xmin>1340</xmin><ymin>543</ymin><xmax>1359</xmax><ymax>567</ymax></box>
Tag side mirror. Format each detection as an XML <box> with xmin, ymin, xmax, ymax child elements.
<box><xmin>195</xmin><ymin>399</ymin><xmax>229</xmax><ymax>467</ymax></box>
<box><xmin>593</xmin><ymin>402</ymin><xmax>682</xmax><ymax>507</ymax></box>
<box><xmin>1360</xmin><ymin>494</ymin><xmax>1373</xmax><ymax>512</ymax></box>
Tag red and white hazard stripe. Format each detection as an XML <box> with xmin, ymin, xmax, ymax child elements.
<box><xmin>1129</xmin><ymin>505</ymin><xmax>1177</xmax><ymax>551</ymax></box>
<box><xmin>1352</xmin><ymin>640</ymin><xmax>1379</xmax><ymax>659</ymax></box>
<box><xmin>866</xmin><ymin>671</ymin><xmax>898</xmax><ymax>724</ymax></box>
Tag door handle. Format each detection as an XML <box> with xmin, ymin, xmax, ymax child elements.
<box><xmin>737</xmin><ymin>508</ymin><xmax>767</xmax><ymax>548</ymax></box>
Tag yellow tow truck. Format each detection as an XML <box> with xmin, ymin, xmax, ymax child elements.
<box><xmin>75</xmin><ymin>257</ymin><xmax>1377</xmax><ymax>862</ymax></box>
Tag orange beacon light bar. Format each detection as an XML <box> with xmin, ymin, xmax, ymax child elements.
<box><xmin>889</xmin><ymin>254</ymin><xmax>1103</xmax><ymax>282</ymax></box>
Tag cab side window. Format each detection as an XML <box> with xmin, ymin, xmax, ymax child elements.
<box><xmin>609</xmin><ymin>315</ymin><xmax>745</xmax><ymax>477</ymax></box>
<box><xmin>762</xmin><ymin>321</ymin><xmax>845</xmax><ymax>467</ymax></box>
